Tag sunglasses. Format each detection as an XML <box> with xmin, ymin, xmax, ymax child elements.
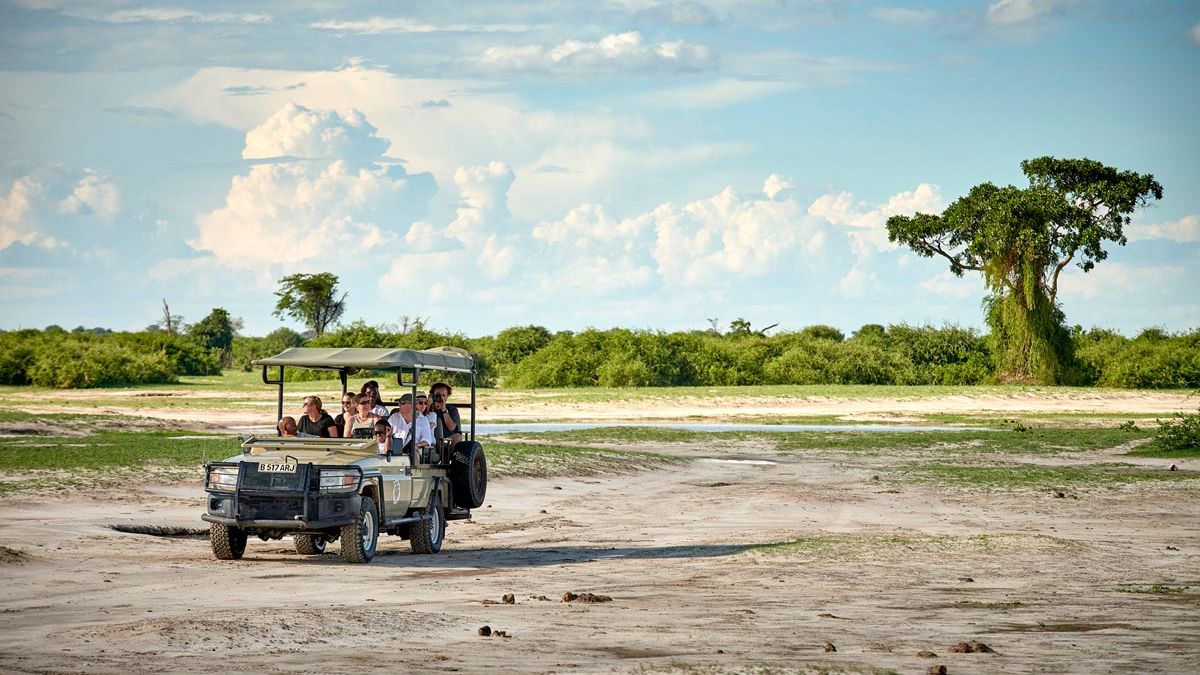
<box><xmin>373</xmin><ymin>431</ymin><xmax>388</xmax><ymax>437</ymax></box>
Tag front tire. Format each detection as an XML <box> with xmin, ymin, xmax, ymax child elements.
<box><xmin>211</xmin><ymin>523</ymin><xmax>247</xmax><ymax>560</ymax></box>
<box><xmin>410</xmin><ymin>492</ymin><xmax>445</xmax><ymax>554</ymax></box>
<box><xmin>340</xmin><ymin>496</ymin><xmax>379</xmax><ymax>564</ymax></box>
<box><xmin>294</xmin><ymin>533</ymin><xmax>327</xmax><ymax>555</ymax></box>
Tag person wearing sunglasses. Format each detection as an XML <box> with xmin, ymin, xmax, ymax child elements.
<box><xmin>333</xmin><ymin>393</ymin><xmax>355</xmax><ymax>436</ymax></box>
<box><xmin>298</xmin><ymin>395</ymin><xmax>339</xmax><ymax>438</ymax></box>
<box><xmin>343</xmin><ymin>393</ymin><xmax>382</xmax><ymax>439</ymax></box>
<box><xmin>372</xmin><ymin>419</ymin><xmax>392</xmax><ymax>454</ymax></box>
<box><xmin>359</xmin><ymin>380</ymin><xmax>389</xmax><ymax>416</ymax></box>
<box><xmin>386</xmin><ymin>393</ymin><xmax>434</xmax><ymax>459</ymax></box>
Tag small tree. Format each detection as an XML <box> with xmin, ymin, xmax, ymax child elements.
<box><xmin>272</xmin><ymin>273</ymin><xmax>347</xmax><ymax>337</ymax></box>
<box><xmin>887</xmin><ymin>156</ymin><xmax>1162</xmax><ymax>384</ymax></box>
<box><xmin>190</xmin><ymin>308</ymin><xmax>239</xmax><ymax>366</ymax></box>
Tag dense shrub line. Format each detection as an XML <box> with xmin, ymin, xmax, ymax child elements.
<box><xmin>1</xmin><ymin>323</ymin><xmax>1197</xmax><ymax>389</ymax></box>
<box><xmin>0</xmin><ymin>328</ymin><xmax>220</xmax><ymax>388</ymax></box>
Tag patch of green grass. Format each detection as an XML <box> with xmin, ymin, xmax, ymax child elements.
<box><xmin>485</xmin><ymin>440</ymin><xmax>683</xmax><ymax>478</ymax></box>
<box><xmin>637</xmin><ymin>663</ymin><xmax>899</xmax><ymax>675</ymax></box>
<box><xmin>508</xmin><ymin>426</ymin><xmax>1154</xmax><ymax>457</ymax></box>
<box><xmin>0</xmin><ymin>429</ymin><xmax>236</xmax><ymax>471</ymax></box>
<box><xmin>1116</xmin><ymin>584</ymin><xmax>1191</xmax><ymax>595</ymax></box>
<box><xmin>999</xmin><ymin>621</ymin><xmax>1135</xmax><ymax>633</ymax></box>
<box><xmin>903</xmin><ymin>462</ymin><xmax>1199</xmax><ymax>489</ymax></box>
<box><xmin>747</xmin><ymin>533</ymin><xmax>1072</xmax><ymax>559</ymax></box>
<box><xmin>955</xmin><ymin>600</ymin><xmax>1026</xmax><ymax>609</ymax></box>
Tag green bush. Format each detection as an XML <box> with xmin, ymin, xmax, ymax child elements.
<box><xmin>1075</xmin><ymin>328</ymin><xmax>1200</xmax><ymax>388</ymax></box>
<box><xmin>1154</xmin><ymin>406</ymin><xmax>1200</xmax><ymax>452</ymax></box>
<box><xmin>27</xmin><ymin>341</ymin><xmax>176</xmax><ymax>388</ymax></box>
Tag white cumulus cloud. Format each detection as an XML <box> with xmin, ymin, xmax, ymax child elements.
<box><xmin>1127</xmin><ymin>214</ymin><xmax>1200</xmax><ymax>244</ymax></box>
<box><xmin>191</xmin><ymin>104</ymin><xmax>435</xmax><ymax>269</ymax></box>
<box><xmin>1191</xmin><ymin>21</ymin><xmax>1200</xmax><ymax>45</ymax></box>
<box><xmin>650</xmin><ymin>184</ymin><xmax>814</xmax><ymax>285</ymax></box>
<box><xmin>1058</xmin><ymin>262</ymin><xmax>1189</xmax><ymax>302</ymax></box>
<box><xmin>446</xmin><ymin>162</ymin><xmax>515</xmax><ymax>243</ymax></box>
<box><xmin>242</xmin><ymin>103</ymin><xmax>389</xmax><ymax>162</ymax></box>
<box><xmin>986</xmin><ymin>0</ymin><xmax>1057</xmax><ymax>26</ymax></box>
<box><xmin>869</xmin><ymin>7</ymin><xmax>938</xmax><ymax>24</ymax></box>
<box><xmin>56</xmin><ymin>169</ymin><xmax>120</xmax><ymax>220</ymax></box>
<box><xmin>311</xmin><ymin>17</ymin><xmax>537</xmax><ymax>34</ymax></box>
<box><xmin>0</xmin><ymin>168</ymin><xmax>120</xmax><ymax>251</ymax></box>
<box><xmin>0</xmin><ymin>176</ymin><xmax>44</xmax><ymax>250</ymax></box>
<box><xmin>470</xmin><ymin>31</ymin><xmax>714</xmax><ymax>76</ymax></box>
<box><xmin>808</xmin><ymin>183</ymin><xmax>943</xmax><ymax>256</ymax></box>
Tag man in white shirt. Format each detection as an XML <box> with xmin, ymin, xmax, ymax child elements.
<box><xmin>386</xmin><ymin>393</ymin><xmax>434</xmax><ymax>460</ymax></box>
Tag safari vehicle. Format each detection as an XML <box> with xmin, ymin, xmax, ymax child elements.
<box><xmin>201</xmin><ymin>347</ymin><xmax>487</xmax><ymax>564</ymax></box>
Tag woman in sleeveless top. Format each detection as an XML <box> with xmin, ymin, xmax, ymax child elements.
<box><xmin>344</xmin><ymin>393</ymin><xmax>381</xmax><ymax>439</ymax></box>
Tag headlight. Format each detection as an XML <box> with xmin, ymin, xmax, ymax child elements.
<box><xmin>207</xmin><ymin>465</ymin><xmax>238</xmax><ymax>491</ymax></box>
<box><xmin>319</xmin><ymin>469</ymin><xmax>359</xmax><ymax>492</ymax></box>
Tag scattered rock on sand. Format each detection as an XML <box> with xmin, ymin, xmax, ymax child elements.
<box><xmin>957</xmin><ymin>577</ymin><xmax>974</xmax><ymax>583</ymax></box>
<box><xmin>823</xmin><ymin>642</ymin><xmax>837</xmax><ymax>652</ymax></box>
<box><xmin>949</xmin><ymin>640</ymin><xmax>994</xmax><ymax>654</ymax></box>
<box><xmin>916</xmin><ymin>650</ymin><xmax>938</xmax><ymax>658</ymax></box>
<box><xmin>502</xmin><ymin>593</ymin><xmax>515</xmax><ymax>604</ymax></box>
<box><xmin>480</xmin><ymin>599</ymin><xmax>500</xmax><ymax>605</ymax></box>
<box><xmin>562</xmin><ymin>591</ymin><xmax>612</xmax><ymax>603</ymax></box>
<box><xmin>494</xmin><ymin>630</ymin><xmax>510</xmax><ymax>638</ymax></box>
<box><xmin>478</xmin><ymin>626</ymin><xmax>492</xmax><ymax>636</ymax></box>
<box><xmin>928</xmin><ymin>666</ymin><xmax>948</xmax><ymax>675</ymax></box>
<box><xmin>817</xmin><ymin>613</ymin><xmax>848</xmax><ymax>620</ymax></box>
<box><xmin>529</xmin><ymin>595</ymin><xmax>551</xmax><ymax>601</ymax></box>
<box><xmin>1170</xmin><ymin>464</ymin><xmax>1178</xmax><ymax>471</ymax></box>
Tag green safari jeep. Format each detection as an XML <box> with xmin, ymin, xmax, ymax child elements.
<box><xmin>202</xmin><ymin>346</ymin><xmax>488</xmax><ymax>564</ymax></box>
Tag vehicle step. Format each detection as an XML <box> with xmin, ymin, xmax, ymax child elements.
<box><xmin>446</xmin><ymin>508</ymin><xmax>472</xmax><ymax>521</ymax></box>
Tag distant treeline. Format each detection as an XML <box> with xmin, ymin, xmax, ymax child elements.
<box><xmin>2</xmin><ymin>321</ymin><xmax>1197</xmax><ymax>389</ymax></box>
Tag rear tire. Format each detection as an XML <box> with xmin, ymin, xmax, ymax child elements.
<box><xmin>450</xmin><ymin>441</ymin><xmax>487</xmax><ymax>509</ymax></box>
<box><xmin>211</xmin><ymin>523</ymin><xmax>247</xmax><ymax>560</ymax></box>
<box><xmin>294</xmin><ymin>533</ymin><xmax>326</xmax><ymax>555</ymax></box>
<box><xmin>340</xmin><ymin>496</ymin><xmax>378</xmax><ymax>564</ymax></box>
<box><xmin>410</xmin><ymin>492</ymin><xmax>445</xmax><ymax>554</ymax></box>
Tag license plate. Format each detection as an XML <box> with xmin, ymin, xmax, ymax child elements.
<box><xmin>258</xmin><ymin>462</ymin><xmax>297</xmax><ymax>473</ymax></box>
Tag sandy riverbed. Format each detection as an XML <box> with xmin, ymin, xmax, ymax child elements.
<box><xmin>1</xmin><ymin>391</ymin><xmax>1197</xmax><ymax>674</ymax></box>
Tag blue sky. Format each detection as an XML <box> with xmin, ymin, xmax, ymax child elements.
<box><xmin>1</xmin><ymin>0</ymin><xmax>1197</xmax><ymax>338</ymax></box>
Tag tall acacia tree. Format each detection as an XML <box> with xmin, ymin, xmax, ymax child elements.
<box><xmin>272</xmin><ymin>272</ymin><xmax>347</xmax><ymax>337</ymax></box>
<box><xmin>886</xmin><ymin>157</ymin><xmax>1162</xmax><ymax>383</ymax></box>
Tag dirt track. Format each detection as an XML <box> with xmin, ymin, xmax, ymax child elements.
<box><xmin>1</xmin><ymin>394</ymin><xmax>1198</xmax><ymax>674</ymax></box>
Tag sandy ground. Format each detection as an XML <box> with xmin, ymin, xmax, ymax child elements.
<box><xmin>12</xmin><ymin>387</ymin><xmax>1197</xmax><ymax>430</ymax></box>
<box><xmin>1</xmin><ymin>393</ymin><xmax>1198</xmax><ymax>674</ymax></box>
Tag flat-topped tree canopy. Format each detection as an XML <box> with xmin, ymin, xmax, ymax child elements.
<box><xmin>252</xmin><ymin>346</ymin><xmax>475</xmax><ymax>373</ymax></box>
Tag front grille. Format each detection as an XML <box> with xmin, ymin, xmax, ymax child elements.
<box><xmin>240</xmin><ymin>495</ymin><xmax>305</xmax><ymax>521</ymax></box>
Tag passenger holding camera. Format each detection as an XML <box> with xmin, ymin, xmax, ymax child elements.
<box><xmin>429</xmin><ymin>382</ymin><xmax>462</xmax><ymax>449</ymax></box>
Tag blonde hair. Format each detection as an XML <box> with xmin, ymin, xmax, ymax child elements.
<box><xmin>303</xmin><ymin>395</ymin><xmax>323</xmax><ymax>410</ymax></box>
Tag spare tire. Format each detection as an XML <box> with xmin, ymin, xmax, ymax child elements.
<box><xmin>449</xmin><ymin>441</ymin><xmax>487</xmax><ymax>509</ymax></box>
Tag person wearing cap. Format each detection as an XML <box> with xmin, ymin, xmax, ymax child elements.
<box><xmin>429</xmin><ymin>381</ymin><xmax>462</xmax><ymax>449</ymax></box>
<box><xmin>386</xmin><ymin>393</ymin><xmax>434</xmax><ymax>458</ymax></box>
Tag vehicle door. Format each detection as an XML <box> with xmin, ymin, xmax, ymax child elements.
<box><xmin>378</xmin><ymin>452</ymin><xmax>413</xmax><ymax>519</ymax></box>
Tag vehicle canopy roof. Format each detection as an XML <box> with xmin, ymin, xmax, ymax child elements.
<box><xmin>252</xmin><ymin>346</ymin><xmax>474</xmax><ymax>374</ymax></box>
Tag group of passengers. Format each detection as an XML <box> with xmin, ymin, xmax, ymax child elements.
<box><xmin>275</xmin><ymin>379</ymin><xmax>462</xmax><ymax>459</ymax></box>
